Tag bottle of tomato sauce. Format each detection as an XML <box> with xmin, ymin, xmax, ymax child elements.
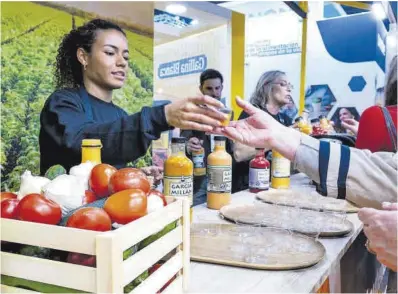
<box><xmin>249</xmin><ymin>148</ymin><xmax>270</xmax><ymax>193</ymax></box>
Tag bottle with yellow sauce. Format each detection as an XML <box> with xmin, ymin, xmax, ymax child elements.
<box><xmin>271</xmin><ymin>150</ymin><xmax>290</xmax><ymax>189</ymax></box>
<box><xmin>207</xmin><ymin>136</ymin><xmax>232</xmax><ymax>210</ymax></box>
<box><xmin>81</xmin><ymin>139</ymin><xmax>102</xmax><ymax>164</ymax></box>
<box><xmin>192</xmin><ymin>147</ymin><xmax>206</xmax><ymax>176</ymax></box>
<box><xmin>163</xmin><ymin>137</ymin><xmax>194</xmax><ymax>218</ymax></box>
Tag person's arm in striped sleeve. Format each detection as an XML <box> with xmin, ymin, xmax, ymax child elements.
<box><xmin>215</xmin><ymin>97</ymin><xmax>397</xmax><ymax>209</ymax></box>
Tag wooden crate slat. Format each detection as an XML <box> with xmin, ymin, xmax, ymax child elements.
<box><xmin>1</xmin><ymin>219</ymin><xmax>98</xmax><ymax>255</ymax></box>
<box><xmin>129</xmin><ymin>251</ymin><xmax>183</xmax><ymax>294</ymax></box>
<box><xmin>112</xmin><ymin>200</ymin><xmax>182</xmax><ymax>251</ymax></box>
<box><xmin>122</xmin><ymin>226</ymin><xmax>183</xmax><ymax>286</ymax></box>
<box><xmin>1</xmin><ymin>252</ymin><xmax>96</xmax><ymax>292</ymax></box>
<box><xmin>162</xmin><ymin>274</ymin><xmax>183</xmax><ymax>294</ymax></box>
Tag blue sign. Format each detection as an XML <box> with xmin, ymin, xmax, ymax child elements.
<box><xmin>158</xmin><ymin>55</ymin><xmax>207</xmax><ymax>79</ymax></box>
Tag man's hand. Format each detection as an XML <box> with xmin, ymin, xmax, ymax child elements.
<box><xmin>187</xmin><ymin>137</ymin><xmax>203</xmax><ymax>154</ymax></box>
<box><xmin>141</xmin><ymin>166</ymin><xmax>164</xmax><ymax>186</ymax></box>
<box><xmin>213</xmin><ymin>96</ymin><xmax>302</xmax><ymax>161</ymax></box>
<box><xmin>164</xmin><ymin>95</ymin><xmax>227</xmax><ymax>132</ymax></box>
<box><xmin>358</xmin><ymin>206</ymin><xmax>398</xmax><ymax>271</ymax></box>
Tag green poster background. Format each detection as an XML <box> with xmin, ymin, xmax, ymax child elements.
<box><xmin>1</xmin><ymin>2</ymin><xmax>154</xmax><ymax>191</ymax></box>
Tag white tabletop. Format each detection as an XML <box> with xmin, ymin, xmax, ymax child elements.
<box><xmin>188</xmin><ymin>174</ymin><xmax>363</xmax><ymax>293</ymax></box>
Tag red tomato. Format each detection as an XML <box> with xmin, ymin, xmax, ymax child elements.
<box><xmin>89</xmin><ymin>164</ymin><xmax>117</xmax><ymax>198</ymax></box>
<box><xmin>149</xmin><ymin>263</ymin><xmax>176</xmax><ymax>293</ymax></box>
<box><xmin>147</xmin><ymin>190</ymin><xmax>167</xmax><ymax>206</ymax></box>
<box><xmin>1</xmin><ymin>192</ymin><xmax>17</xmax><ymax>202</ymax></box>
<box><xmin>17</xmin><ymin>193</ymin><xmax>62</xmax><ymax>225</ymax></box>
<box><xmin>1</xmin><ymin>199</ymin><xmax>19</xmax><ymax>219</ymax></box>
<box><xmin>104</xmin><ymin>189</ymin><xmax>147</xmax><ymax>224</ymax></box>
<box><xmin>109</xmin><ymin>168</ymin><xmax>150</xmax><ymax>195</ymax></box>
<box><xmin>67</xmin><ymin>253</ymin><xmax>96</xmax><ymax>267</ymax></box>
<box><xmin>82</xmin><ymin>190</ymin><xmax>97</xmax><ymax>205</ymax></box>
<box><xmin>66</xmin><ymin>207</ymin><xmax>111</xmax><ymax>231</ymax></box>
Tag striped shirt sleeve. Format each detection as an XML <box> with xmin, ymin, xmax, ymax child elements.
<box><xmin>293</xmin><ymin>135</ymin><xmax>397</xmax><ymax>208</ymax></box>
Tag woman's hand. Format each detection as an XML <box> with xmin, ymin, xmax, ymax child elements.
<box><xmin>164</xmin><ymin>95</ymin><xmax>227</xmax><ymax>132</ymax></box>
<box><xmin>213</xmin><ymin>96</ymin><xmax>302</xmax><ymax>161</ymax></box>
<box><xmin>341</xmin><ymin>118</ymin><xmax>359</xmax><ymax>135</ymax></box>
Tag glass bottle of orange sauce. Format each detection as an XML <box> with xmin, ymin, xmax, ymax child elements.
<box><xmin>249</xmin><ymin>148</ymin><xmax>270</xmax><ymax>193</ymax></box>
<box><xmin>81</xmin><ymin>139</ymin><xmax>102</xmax><ymax>164</ymax></box>
<box><xmin>271</xmin><ymin>150</ymin><xmax>290</xmax><ymax>189</ymax></box>
<box><xmin>207</xmin><ymin>136</ymin><xmax>232</xmax><ymax>210</ymax></box>
<box><xmin>163</xmin><ymin>137</ymin><xmax>194</xmax><ymax>219</ymax></box>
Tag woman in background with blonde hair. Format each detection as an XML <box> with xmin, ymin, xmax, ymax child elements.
<box><xmin>232</xmin><ymin>70</ymin><xmax>293</xmax><ymax>192</ymax></box>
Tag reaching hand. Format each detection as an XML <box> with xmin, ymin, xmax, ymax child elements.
<box><xmin>358</xmin><ymin>207</ymin><xmax>398</xmax><ymax>271</ymax></box>
<box><xmin>141</xmin><ymin>166</ymin><xmax>164</xmax><ymax>186</ymax></box>
<box><xmin>341</xmin><ymin>118</ymin><xmax>359</xmax><ymax>135</ymax></box>
<box><xmin>213</xmin><ymin>96</ymin><xmax>302</xmax><ymax>161</ymax></box>
<box><xmin>164</xmin><ymin>95</ymin><xmax>227</xmax><ymax>132</ymax></box>
<box><xmin>187</xmin><ymin>137</ymin><xmax>203</xmax><ymax>154</ymax></box>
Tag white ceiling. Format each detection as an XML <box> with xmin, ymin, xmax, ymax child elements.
<box><xmin>154</xmin><ymin>2</ymin><xmax>231</xmax><ymax>45</ymax></box>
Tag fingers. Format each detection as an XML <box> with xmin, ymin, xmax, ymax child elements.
<box><xmin>183</xmin><ymin>121</ymin><xmax>214</xmax><ymax>132</ymax></box>
<box><xmin>183</xmin><ymin>111</ymin><xmax>223</xmax><ymax>128</ymax></box>
<box><xmin>189</xmin><ymin>95</ymin><xmax>224</xmax><ymax>109</ymax></box>
<box><xmin>358</xmin><ymin>207</ymin><xmax>378</xmax><ymax>224</ymax></box>
<box><xmin>194</xmin><ymin>104</ymin><xmax>228</xmax><ymax>121</ymax></box>
<box><xmin>219</xmin><ymin>126</ymin><xmax>245</xmax><ymax>142</ymax></box>
<box><xmin>235</xmin><ymin>96</ymin><xmax>258</xmax><ymax>116</ymax></box>
<box><xmin>189</xmin><ymin>137</ymin><xmax>200</xmax><ymax>144</ymax></box>
<box><xmin>382</xmin><ymin>202</ymin><xmax>398</xmax><ymax>211</ymax></box>
<box><xmin>342</xmin><ymin>118</ymin><xmax>356</xmax><ymax>125</ymax></box>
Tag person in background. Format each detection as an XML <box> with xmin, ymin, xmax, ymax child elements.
<box><xmin>40</xmin><ymin>19</ymin><xmax>227</xmax><ymax>175</ymax></box>
<box><xmin>338</xmin><ymin>107</ymin><xmax>359</xmax><ymax>134</ymax></box>
<box><xmin>181</xmin><ymin>69</ymin><xmax>233</xmax><ymax>206</ymax></box>
<box><xmin>355</xmin><ymin>55</ymin><xmax>397</xmax><ymax>153</ymax></box>
<box><xmin>232</xmin><ymin>70</ymin><xmax>293</xmax><ymax>192</ymax></box>
<box><xmin>214</xmin><ymin>96</ymin><xmax>397</xmax><ymax>273</ymax></box>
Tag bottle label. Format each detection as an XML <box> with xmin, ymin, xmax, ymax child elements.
<box><xmin>192</xmin><ymin>153</ymin><xmax>205</xmax><ymax>168</ymax></box>
<box><xmin>207</xmin><ymin>165</ymin><xmax>232</xmax><ymax>193</ymax></box>
<box><xmin>164</xmin><ymin>175</ymin><xmax>193</xmax><ymax>206</ymax></box>
<box><xmin>272</xmin><ymin>157</ymin><xmax>291</xmax><ymax>178</ymax></box>
<box><xmin>249</xmin><ymin>167</ymin><xmax>270</xmax><ymax>189</ymax></box>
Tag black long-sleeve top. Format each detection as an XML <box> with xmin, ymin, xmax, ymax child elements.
<box><xmin>39</xmin><ymin>88</ymin><xmax>171</xmax><ymax>175</ymax></box>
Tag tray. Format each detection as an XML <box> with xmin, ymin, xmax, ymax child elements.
<box><xmin>191</xmin><ymin>223</ymin><xmax>325</xmax><ymax>270</ymax></box>
<box><xmin>220</xmin><ymin>203</ymin><xmax>353</xmax><ymax>237</ymax></box>
<box><xmin>256</xmin><ymin>189</ymin><xmax>359</xmax><ymax>213</ymax></box>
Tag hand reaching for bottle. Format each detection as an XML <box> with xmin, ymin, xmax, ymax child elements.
<box><xmin>164</xmin><ymin>95</ymin><xmax>227</xmax><ymax>132</ymax></box>
<box><xmin>341</xmin><ymin>118</ymin><xmax>359</xmax><ymax>135</ymax></box>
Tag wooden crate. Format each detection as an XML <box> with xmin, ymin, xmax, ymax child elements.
<box><xmin>1</xmin><ymin>197</ymin><xmax>190</xmax><ymax>293</ymax></box>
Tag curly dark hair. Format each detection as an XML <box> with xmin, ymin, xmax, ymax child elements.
<box><xmin>55</xmin><ymin>19</ymin><xmax>126</xmax><ymax>89</ymax></box>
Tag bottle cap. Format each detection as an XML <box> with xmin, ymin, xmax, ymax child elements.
<box><xmin>310</xmin><ymin>118</ymin><xmax>320</xmax><ymax>123</ymax></box>
<box><xmin>82</xmin><ymin>139</ymin><xmax>102</xmax><ymax>148</ymax></box>
<box><xmin>294</xmin><ymin>116</ymin><xmax>303</xmax><ymax>122</ymax></box>
<box><xmin>319</xmin><ymin>115</ymin><xmax>327</xmax><ymax>119</ymax></box>
<box><xmin>171</xmin><ymin>137</ymin><xmax>186</xmax><ymax>144</ymax></box>
<box><xmin>214</xmin><ymin>136</ymin><xmax>226</xmax><ymax>141</ymax></box>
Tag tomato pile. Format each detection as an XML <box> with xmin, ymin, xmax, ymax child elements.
<box><xmin>1</xmin><ymin>164</ymin><xmax>168</xmax><ymax>270</ymax></box>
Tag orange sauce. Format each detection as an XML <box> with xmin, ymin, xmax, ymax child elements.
<box><xmin>207</xmin><ymin>137</ymin><xmax>232</xmax><ymax>210</ymax></box>
<box><xmin>81</xmin><ymin>139</ymin><xmax>102</xmax><ymax>164</ymax></box>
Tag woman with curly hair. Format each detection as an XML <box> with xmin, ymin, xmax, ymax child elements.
<box><xmin>39</xmin><ymin>19</ymin><xmax>226</xmax><ymax>174</ymax></box>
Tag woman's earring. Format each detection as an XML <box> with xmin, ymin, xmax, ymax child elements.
<box><xmin>83</xmin><ymin>63</ymin><xmax>87</xmax><ymax>71</ymax></box>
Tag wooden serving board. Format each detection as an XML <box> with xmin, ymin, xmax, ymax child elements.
<box><xmin>191</xmin><ymin>223</ymin><xmax>325</xmax><ymax>270</ymax></box>
<box><xmin>256</xmin><ymin>189</ymin><xmax>359</xmax><ymax>213</ymax></box>
<box><xmin>220</xmin><ymin>203</ymin><xmax>353</xmax><ymax>237</ymax></box>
